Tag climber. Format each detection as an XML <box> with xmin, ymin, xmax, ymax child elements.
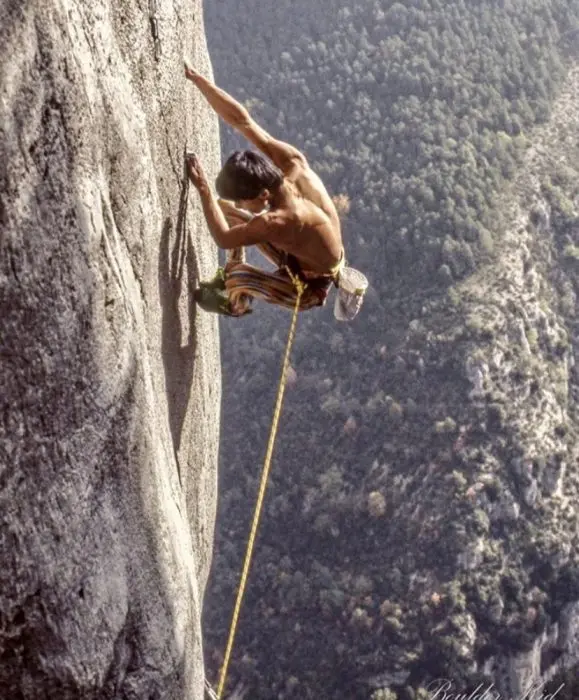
<box><xmin>184</xmin><ymin>59</ymin><xmax>347</xmax><ymax>317</ymax></box>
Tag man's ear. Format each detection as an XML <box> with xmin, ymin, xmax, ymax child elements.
<box><xmin>259</xmin><ymin>189</ymin><xmax>271</xmax><ymax>204</ymax></box>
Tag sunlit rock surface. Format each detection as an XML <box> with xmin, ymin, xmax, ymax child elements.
<box><xmin>0</xmin><ymin>0</ymin><xmax>220</xmax><ymax>697</ymax></box>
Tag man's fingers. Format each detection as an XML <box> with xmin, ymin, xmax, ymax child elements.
<box><xmin>186</xmin><ymin>153</ymin><xmax>199</xmax><ymax>168</ymax></box>
<box><xmin>185</xmin><ymin>153</ymin><xmax>208</xmax><ymax>188</ymax></box>
<box><xmin>184</xmin><ymin>59</ymin><xmax>198</xmax><ymax>79</ymax></box>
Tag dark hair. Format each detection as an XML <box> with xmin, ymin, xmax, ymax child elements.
<box><xmin>215</xmin><ymin>150</ymin><xmax>283</xmax><ymax>200</ymax></box>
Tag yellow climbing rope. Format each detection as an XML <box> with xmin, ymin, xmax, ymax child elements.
<box><xmin>215</xmin><ymin>272</ymin><xmax>305</xmax><ymax>700</ymax></box>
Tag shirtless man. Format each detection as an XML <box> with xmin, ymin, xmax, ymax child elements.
<box><xmin>184</xmin><ymin>60</ymin><xmax>344</xmax><ymax>316</ymax></box>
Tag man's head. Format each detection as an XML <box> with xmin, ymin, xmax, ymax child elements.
<box><xmin>215</xmin><ymin>150</ymin><xmax>283</xmax><ymax>213</ymax></box>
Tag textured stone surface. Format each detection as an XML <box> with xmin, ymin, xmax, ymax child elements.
<box><xmin>0</xmin><ymin>0</ymin><xmax>220</xmax><ymax>697</ymax></box>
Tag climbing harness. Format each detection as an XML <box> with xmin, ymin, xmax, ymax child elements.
<box><xmin>211</xmin><ymin>270</ymin><xmax>306</xmax><ymax>700</ymax></box>
<box><xmin>148</xmin><ymin>0</ymin><xmax>161</xmax><ymax>61</ymax></box>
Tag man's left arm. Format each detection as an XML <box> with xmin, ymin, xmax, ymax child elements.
<box><xmin>197</xmin><ymin>185</ymin><xmax>272</xmax><ymax>249</ymax></box>
<box><xmin>188</xmin><ymin>154</ymin><xmax>272</xmax><ymax>249</ymax></box>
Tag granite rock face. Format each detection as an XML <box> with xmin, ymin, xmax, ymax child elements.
<box><xmin>0</xmin><ymin>0</ymin><xmax>220</xmax><ymax>697</ymax></box>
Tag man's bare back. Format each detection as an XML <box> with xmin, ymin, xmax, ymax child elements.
<box><xmin>252</xmin><ymin>165</ymin><xmax>343</xmax><ymax>275</ymax></box>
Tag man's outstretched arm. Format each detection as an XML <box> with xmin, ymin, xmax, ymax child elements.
<box><xmin>184</xmin><ymin>61</ymin><xmax>249</xmax><ymax>131</ymax></box>
<box><xmin>184</xmin><ymin>61</ymin><xmax>305</xmax><ymax>173</ymax></box>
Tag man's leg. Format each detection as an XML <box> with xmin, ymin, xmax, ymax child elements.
<box><xmin>225</xmin><ymin>264</ymin><xmax>327</xmax><ymax>312</ymax></box>
<box><xmin>195</xmin><ymin>201</ymin><xmax>252</xmax><ymax>315</ymax></box>
<box><xmin>219</xmin><ymin>199</ymin><xmax>252</xmax><ymax>268</ymax></box>
<box><xmin>199</xmin><ymin>201</ymin><xmax>247</xmax><ymax>288</ymax></box>
<box><xmin>195</xmin><ymin>205</ymin><xmax>327</xmax><ymax>315</ymax></box>
<box><xmin>218</xmin><ymin>200</ymin><xmax>252</xmax><ymax>313</ymax></box>
<box><xmin>226</xmin><ymin>241</ymin><xmax>332</xmax><ymax>312</ymax></box>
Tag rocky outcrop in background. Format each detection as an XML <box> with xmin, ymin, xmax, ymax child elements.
<box><xmin>0</xmin><ymin>1</ymin><xmax>220</xmax><ymax>697</ymax></box>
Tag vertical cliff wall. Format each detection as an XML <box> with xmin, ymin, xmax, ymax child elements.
<box><xmin>0</xmin><ymin>1</ymin><xmax>220</xmax><ymax>697</ymax></box>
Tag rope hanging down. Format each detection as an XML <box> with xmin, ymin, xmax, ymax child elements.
<box><xmin>215</xmin><ymin>272</ymin><xmax>306</xmax><ymax>700</ymax></box>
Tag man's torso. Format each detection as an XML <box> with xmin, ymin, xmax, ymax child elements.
<box><xmin>267</xmin><ymin>164</ymin><xmax>343</xmax><ymax>275</ymax></box>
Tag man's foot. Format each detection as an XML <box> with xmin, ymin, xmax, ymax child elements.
<box><xmin>199</xmin><ymin>267</ymin><xmax>226</xmax><ymax>291</ymax></box>
<box><xmin>194</xmin><ymin>286</ymin><xmax>252</xmax><ymax>317</ymax></box>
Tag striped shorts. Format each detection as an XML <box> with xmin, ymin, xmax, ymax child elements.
<box><xmin>225</xmin><ymin>243</ymin><xmax>335</xmax><ymax>313</ymax></box>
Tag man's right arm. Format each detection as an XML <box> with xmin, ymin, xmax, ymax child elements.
<box><xmin>185</xmin><ymin>62</ymin><xmax>306</xmax><ymax>174</ymax></box>
<box><xmin>217</xmin><ymin>199</ymin><xmax>254</xmax><ymax>225</ymax></box>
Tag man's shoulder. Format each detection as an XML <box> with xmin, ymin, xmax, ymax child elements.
<box><xmin>245</xmin><ymin>211</ymin><xmax>289</xmax><ymax>238</ymax></box>
<box><xmin>258</xmin><ymin>210</ymin><xmax>294</xmax><ymax>227</ymax></box>
<box><xmin>290</xmin><ymin>169</ymin><xmax>339</xmax><ymax>223</ymax></box>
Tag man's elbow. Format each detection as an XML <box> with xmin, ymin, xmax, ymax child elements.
<box><xmin>213</xmin><ymin>232</ymin><xmax>236</xmax><ymax>250</ymax></box>
<box><xmin>213</xmin><ymin>234</ymin><xmax>228</xmax><ymax>249</ymax></box>
<box><xmin>230</xmin><ymin>109</ymin><xmax>251</xmax><ymax>130</ymax></box>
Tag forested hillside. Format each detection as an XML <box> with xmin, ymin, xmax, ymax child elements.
<box><xmin>203</xmin><ymin>1</ymin><xmax>579</xmax><ymax>698</ymax></box>
<box><xmin>209</xmin><ymin>0</ymin><xmax>576</xmax><ymax>289</ymax></box>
